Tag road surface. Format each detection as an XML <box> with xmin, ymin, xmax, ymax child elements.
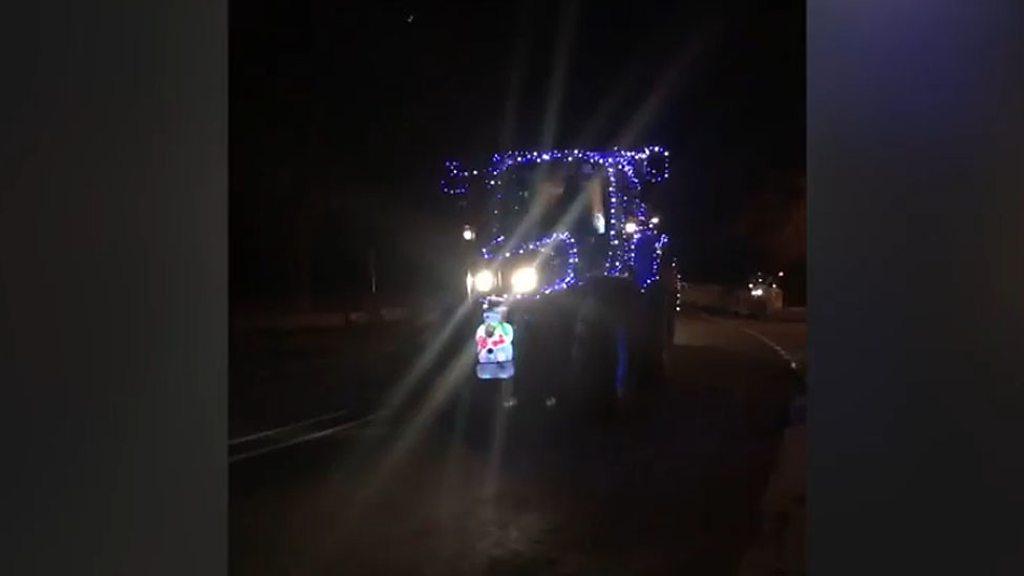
<box><xmin>230</xmin><ymin>310</ymin><xmax>805</xmax><ymax>575</ymax></box>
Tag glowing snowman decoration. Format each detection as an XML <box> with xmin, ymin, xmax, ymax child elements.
<box><xmin>475</xmin><ymin>307</ymin><xmax>515</xmax><ymax>379</ymax></box>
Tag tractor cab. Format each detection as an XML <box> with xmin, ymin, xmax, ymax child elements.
<box><xmin>442</xmin><ymin>148</ymin><xmax>676</xmax><ymax>391</ymax></box>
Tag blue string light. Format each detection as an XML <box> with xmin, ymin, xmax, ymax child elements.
<box><xmin>443</xmin><ymin>147</ymin><xmax>670</xmax><ymax>290</ymax></box>
<box><xmin>639</xmin><ymin>233</ymin><xmax>670</xmax><ymax>293</ymax></box>
<box><xmin>481</xmin><ymin>231</ymin><xmax>579</xmax><ymax>297</ymax></box>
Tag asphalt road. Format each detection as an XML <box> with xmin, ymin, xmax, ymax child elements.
<box><xmin>230</xmin><ymin>311</ymin><xmax>805</xmax><ymax>575</ymax></box>
<box><xmin>229</xmin><ymin>320</ymin><xmax>419</xmax><ymax>440</ymax></box>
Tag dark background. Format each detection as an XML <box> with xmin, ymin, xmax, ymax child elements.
<box><xmin>230</xmin><ymin>0</ymin><xmax>806</xmax><ymax>309</ymax></box>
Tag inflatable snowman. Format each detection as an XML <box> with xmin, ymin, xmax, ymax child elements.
<box><xmin>475</xmin><ymin>307</ymin><xmax>515</xmax><ymax>379</ymax></box>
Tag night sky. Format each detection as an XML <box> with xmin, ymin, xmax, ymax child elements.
<box><xmin>231</xmin><ymin>0</ymin><xmax>805</xmax><ymax>308</ymax></box>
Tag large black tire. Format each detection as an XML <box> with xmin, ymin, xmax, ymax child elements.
<box><xmin>636</xmin><ymin>275</ymin><xmax>676</xmax><ymax>391</ymax></box>
<box><xmin>564</xmin><ymin>280</ymin><xmax>657</xmax><ymax>417</ymax></box>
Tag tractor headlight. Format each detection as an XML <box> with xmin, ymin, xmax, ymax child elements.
<box><xmin>510</xmin><ymin>266</ymin><xmax>539</xmax><ymax>293</ymax></box>
<box><xmin>473</xmin><ymin>270</ymin><xmax>495</xmax><ymax>293</ymax></box>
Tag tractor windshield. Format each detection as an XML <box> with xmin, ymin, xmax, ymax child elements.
<box><xmin>488</xmin><ymin>162</ymin><xmax>607</xmax><ymax>245</ymax></box>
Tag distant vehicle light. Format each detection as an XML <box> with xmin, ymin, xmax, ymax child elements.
<box><xmin>510</xmin><ymin>266</ymin><xmax>538</xmax><ymax>293</ymax></box>
<box><xmin>778</xmin><ymin>271</ymin><xmax>785</xmax><ymax>277</ymax></box>
<box><xmin>624</xmin><ymin>221</ymin><xmax>638</xmax><ymax>234</ymax></box>
<box><xmin>751</xmin><ymin>288</ymin><xmax>764</xmax><ymax>297</ymax></box>
<box><xmin>748</xmin><ymin>283</ymin><xmax>754</xmax><ymax>289</ymax></box>
<box><xmin>473</xmin><ymin>270</ymin><xmax>495</xmax><ymax>293</ymax></box>
<box><xmin>462</xmin><ymin>226</ymin><xmax>476</xmax><ymax>241</ymax></box>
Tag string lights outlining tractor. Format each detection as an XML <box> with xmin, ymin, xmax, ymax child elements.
<box><xmin>443</xmin><ymin>147</ymin><xmax>677</xmax><ymax>391</ymax></box>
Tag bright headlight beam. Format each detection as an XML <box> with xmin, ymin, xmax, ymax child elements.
<box><xmin>510</xmin><ymin>266</ymin><xmax>538</xmax><ymax>293</ymax></box>
<box><xmin>473</xmin><ymin>270</ymin><xmax>495</xmax><ymax>293</ymax></box>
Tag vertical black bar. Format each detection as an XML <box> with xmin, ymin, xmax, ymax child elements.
<box><xmin>809</xmin><ymin>1</ymin><xmax>1024</xmax><ymax>574</ymax></box>
<box><xmin>1</xmin><ymin>1</ymin><xmax>227</xmax><ymax>574</ymax></box>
